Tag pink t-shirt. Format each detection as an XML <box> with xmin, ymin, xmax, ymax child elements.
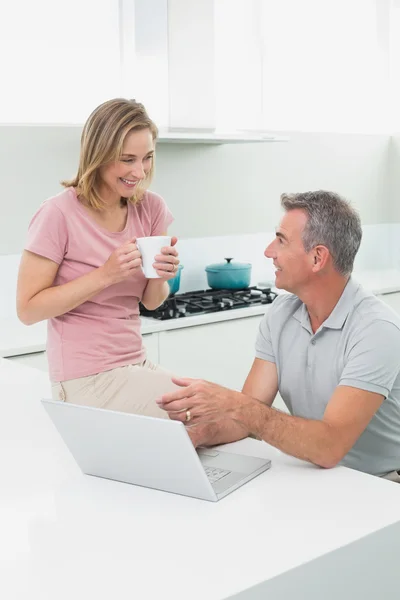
<box><xmin>25</xmin><ymin>187</ymin><xmax>173</xmax><ymax>382</ymax></box>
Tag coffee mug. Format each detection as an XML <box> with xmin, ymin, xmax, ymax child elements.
<box><xmin>136</xmin><ymin>236</ymin><xmax>172</xmax><ymax>278</ymax></box>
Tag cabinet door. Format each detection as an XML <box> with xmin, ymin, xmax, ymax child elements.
<box><xmin>377</xmin><ymin>292</ymin><xmax>400</xmax><ymax>315</ymax></box>
<box><xmin>8</xmin><ymin>351</ymin><xmax>48</xmax><ymax>372</ymax></box>
<box><xmin>158</xmin><ymin>316</ymin><xmax>263</xmax><ymax>390</ymax></box>
<box><xmin>159</xmin><ymin>316</ymin><xmax>289</xmax><ymax>412</ymax></box>
<box><xmin>1</xmin><ymin>1</ymin><xmax>120</xmax><ymax>123</ymax></box>
<box><xmin>143</xmin><ymin>333</ymin><xmax>159</xmax><ymax>364</ymax></box>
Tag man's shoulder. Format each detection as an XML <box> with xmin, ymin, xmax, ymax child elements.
<box><xmin>346</xmin><ymin>291</ymin><xmax>400</xmax><ymax>353</ymax></box>
<box><xmin>353</xmin><ymin>290</ymin><xmax>400</xmax><ymax>332</ymax></box>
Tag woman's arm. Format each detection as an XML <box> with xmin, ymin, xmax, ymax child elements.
<box><xmin>141</xmin><ymin>279</ymin><xmax>170</xmax><ymax>311</ymax></box>
<box><xmin>17</xmin><ymin>240</ymin><xmax>141</xmax><ymax>325</ymax></box>
<box><xmin>17</xmin><ymin>251</ymin><xmax>109</xmax><ymax>325</ymax></box>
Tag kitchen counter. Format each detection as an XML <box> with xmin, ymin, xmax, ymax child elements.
<box><xmin>2</xmin><ymin>264</ymin><xmax>400</xmax><ymax>358</ymax></box>
<box><xmin>0</xmin><ymin>316</ymin><xmax>47</xmax><ymax>357</ymax></box>
<box><xmin>1</xmin><ymin>357</ymin><xmax>400</xmax><ymax>600</ymax></box>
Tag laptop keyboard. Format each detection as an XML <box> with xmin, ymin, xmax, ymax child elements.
<box><xmin>204</xmin><ymin>466</ymin><xmax>231</xmax><ymax>484</ymax></box>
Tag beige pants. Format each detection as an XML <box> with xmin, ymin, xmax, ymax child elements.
<box><xmin>51</xmin><ymin>360</ymin><xmax>179</xmax><ymax>419</ymax></box>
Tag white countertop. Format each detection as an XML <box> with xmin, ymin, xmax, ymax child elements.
<box><xmin>2</xmin><ymin>256</ymin><xmax>400</xmax><ymax>357</ymax></box>
<box><xmin>0</xmin><ymin>316</ymin><xmax>47</xmax><ymax>356</ymax></box>
<box><xmin>1</xmin><ymin>357</ymin><xmax>400</xmax><ymax>599</ymax></box>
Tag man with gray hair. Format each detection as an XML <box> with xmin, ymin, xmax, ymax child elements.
<box><xmin>158</xmin><ymin>191</ymin><xmax>400</xmax><ymax>480</ymax></box>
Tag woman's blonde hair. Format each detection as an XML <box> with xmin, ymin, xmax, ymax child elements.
<box><xmin>62</xmin><ymin>98</ymin><xmax>158</xmax><ymax>209</ymax></box>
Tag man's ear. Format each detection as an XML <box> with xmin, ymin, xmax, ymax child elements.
<box><xmin>312</xmin><ymin>245</ymin><xmax>330</xmax><ymax>271</ymax></box>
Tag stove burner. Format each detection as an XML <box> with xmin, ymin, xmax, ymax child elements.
<box><xmin>139</xmin><ymin>286</ymin><xmax>277</xmax><ymax>320</ymax></box>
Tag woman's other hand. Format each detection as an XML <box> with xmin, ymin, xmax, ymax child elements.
<box><xmin>153</xmin><ymin>236</ymin><xmax>180</xmax><ymax>280</ymax></box>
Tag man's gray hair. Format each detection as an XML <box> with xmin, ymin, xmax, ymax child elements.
<box><xmin>280</xmin><ymin>190</ymin><xmax>362</xmax><ymax>276</ymax></box>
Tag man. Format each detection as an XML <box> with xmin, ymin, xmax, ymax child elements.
<box><xmin>157</xmin><ymin>191</ymin><xmax>400</xmax><ymax>480</ymax></box>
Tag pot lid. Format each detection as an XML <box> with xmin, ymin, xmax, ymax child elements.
<box><xmin>205</xmin><ymin>257</ymin><xmax>252</xmax><ymax>272</ymax></box>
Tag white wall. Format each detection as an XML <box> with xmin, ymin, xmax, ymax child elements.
<box><xmin>155</xmin><ymin>132</ymin><xmax>392</xmax><ymax>237</ymax></box>
<box><xmin>0</xmin><ymin>126</ymin><xmax>392</xmax><ymax>255</ymax></box>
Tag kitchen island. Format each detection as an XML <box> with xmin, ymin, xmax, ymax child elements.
<box><xmin>1</xmin><ymin>357</ymin><xmax>399</xmax><ymax>600</ymax></box>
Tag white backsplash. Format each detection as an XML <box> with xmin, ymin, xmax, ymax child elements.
<box><xmin>1</xmin><ymin>224</ymin><xmax>399</xmax><ymax>307</ymax></box>
<box><xmin>388</xmin><ymin>223</ymin><xmax>400</xmax><ymax>271</ymax></box>
<box><xmin>176</xmin><ymin>223</ymin><xmax>398</xmax><ymax>293</ymax></box>
<box><xmin>175</xmin><ymin>232</ymin><xmax>275</xmax><ymax>293</ymax></box>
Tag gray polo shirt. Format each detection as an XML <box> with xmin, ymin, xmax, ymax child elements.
<box><xmin>255</xmin><ymin>277</ymin><xmax>400</xmax><ymax>475</ymax></box>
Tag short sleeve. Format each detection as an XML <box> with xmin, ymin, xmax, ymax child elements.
<box><xmin>25</xmin><ymin>200</ymin><xmax>68</xmax><ymax>264</ymax></box>
<box><xmin>255</xmin><ymin>310</ymin><xmax>276</xmax><ymax>363</ymax></box>
<box><xmin>340</xmin><ymin>320</ymin><xmax>400</xmax><ymax>397</ymax></box>
<box><xmin>148</xmin><ymin>192</ymin><xmax>174</xmax><ymax>236</ymax></box>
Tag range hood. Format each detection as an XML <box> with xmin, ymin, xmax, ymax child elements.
<box><xmin>122</xmin><ymin>0</ymin><xmax>288</xmax><ymax>144</ymax></box>
<box><xmin>0</xmin><ymin>123</ymin><xmax>287</xmax><ymax>144</ymax></box>
<box><xmin>157</xmin><ymin>129</ymin><xmax>288</xmax><ymax>144</ymax></box>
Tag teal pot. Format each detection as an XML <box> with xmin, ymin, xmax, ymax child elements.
<box><xmin>168</xmin><ymin>264</ymin><xmax>184</xmax><ymax>295</ymax></box>
<box><xmin>205</xmin><ymin>258</ymin><xmax>252</xmax><ymax>290</ymax></box>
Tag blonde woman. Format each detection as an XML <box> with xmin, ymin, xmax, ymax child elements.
<box><xmin>17</xmin><ymin>98</ymin><xmax>180</xmax><ymax>416</ymax></box>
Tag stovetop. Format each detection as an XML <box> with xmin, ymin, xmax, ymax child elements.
<box><xmin>139</xmin><ymin>286</ymin><xmax>277</xmax><ymax>320</ymax></box>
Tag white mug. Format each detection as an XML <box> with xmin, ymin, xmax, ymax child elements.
<box><xmin>136</xmin><ymin>236</ymin><xmax>172</xmax><ymax>278</ymax></box>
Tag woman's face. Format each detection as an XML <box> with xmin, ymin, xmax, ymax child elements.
<box><xmin>99</xmin><ymin>128</ymin><xmax>155</xmax><ymax>202</ymax></box>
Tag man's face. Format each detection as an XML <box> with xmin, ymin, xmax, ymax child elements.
<box><xmin>264</xmin><ymin>209</ymin><xmax>315</xmax><ymax>293</ymax></box>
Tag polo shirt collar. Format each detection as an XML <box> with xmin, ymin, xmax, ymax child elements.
<box><xmin>322</xmin><ymin>277</ymin><xmax>360</xmax><ymax>330</ymax></box>
<box><xmin>292</xmin><ymin>276</ymin><xmax>360</xmax><ymax>333</ymax></box>
<box><xmin>293</xmin><ymin>302</ymin><xmax>313</xmax><ymax>334</ymax></box>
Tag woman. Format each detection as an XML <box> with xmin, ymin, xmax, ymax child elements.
<box><xmin>17</xmin><ymin>98</ymin><xmax>180</xmax><ymax>417</ymax></box>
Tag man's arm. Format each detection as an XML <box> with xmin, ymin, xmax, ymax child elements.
<box><xmin>160</xmin><ymin>377</ymin><xmax>385</xmax><ymax>466</ymax></box>
<box><xmin>236</xmin><ymin>316</ymin><xmax>398</xmax><ymax>467</ymax></box>
<box><xmin>160</xmin><ymin>314</ymin><xmax>399</xmax><ymax>465</ymax></box>
<box><xmin>242</xmin><ymin>358</ymin><xmax>278</xmax><ymax>407</ymax></box>
<box><xmin>236</xmin><ymin>385</ymin><xmax>385</xmax><ymax>468</ymax></box>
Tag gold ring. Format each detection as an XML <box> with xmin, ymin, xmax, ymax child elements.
<box><xmin>185</xmin><ymin>409</ymin><xmax>191</xmax><ymax>422</ymax></box>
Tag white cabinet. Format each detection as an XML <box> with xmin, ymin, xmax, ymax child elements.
<box><xmin>158</xmin><ymin>317</ymin><xmax>288</xmax><ymax>412</ymax></box>
<box><xmin>158</xmin><ymin>316</ymin><xmax>263</xmax><ymax>390</ymax></box>
<box><xmin>377</xmin><ymin>292</ymin><xmax>400</xmax><ymax>314</ymax></box>
<box><xmin>1</xmin><ymin>0</ymin><xmax>121</xmax><ymax>123</ymax></box>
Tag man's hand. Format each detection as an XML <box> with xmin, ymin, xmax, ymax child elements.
<box><xmin>157</xmin><ymin>377</ymin><xmax>252</xmax><ymax>447</ymax></box>
<box><xmin>157</xmin><ymin>377</ymin><xmax>245</xmax><ymax>423</ymax></box>
<box><xmin>185</xmin><ymin>421</ymin><xmax>216</xmax><ymax>447</ymax></box>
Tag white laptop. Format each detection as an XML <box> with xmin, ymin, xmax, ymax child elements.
<box><xmin>41</xmin><ymin>399</ymin><xmax>271</xmax><ymax>502</ymax></box>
